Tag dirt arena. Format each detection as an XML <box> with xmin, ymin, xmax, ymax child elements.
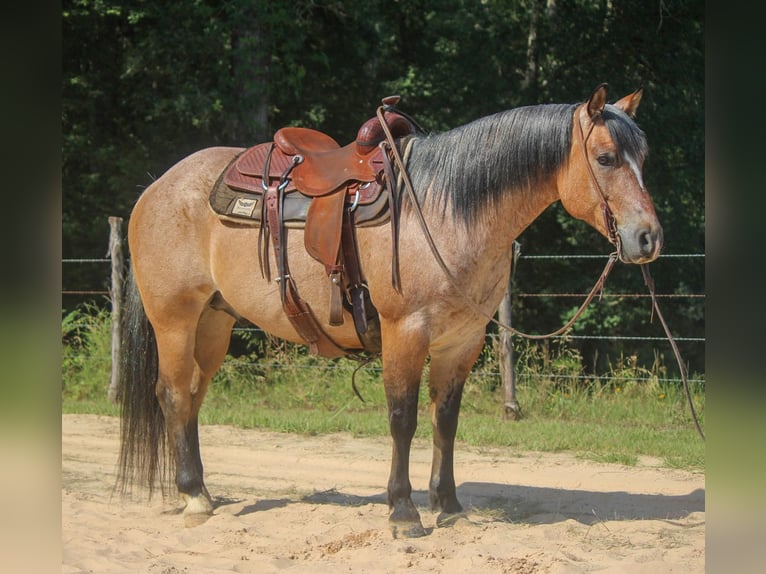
<box><xmin>62</xmin><ymin>414</ymin><xmax>704</xmax><ymax>573</ymax></box>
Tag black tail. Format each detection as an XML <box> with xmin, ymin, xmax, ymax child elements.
<box><xmin>114</xmin><ymin>266</ymin><xmax>170</xmax><ymax>499</ymax></box>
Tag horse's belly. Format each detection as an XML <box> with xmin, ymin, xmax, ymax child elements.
<box><xmin>210</xmin><ymin>226</ymin><xmax>364</xmax><ymax>348</ymax></box>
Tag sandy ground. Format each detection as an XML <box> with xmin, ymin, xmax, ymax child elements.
<box><xmin>62</xmin><ymin>414</ymin><xmax>704</xmax><ymax>573</ymax></box>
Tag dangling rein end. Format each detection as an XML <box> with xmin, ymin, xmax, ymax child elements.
<box><xmin>349</xmin><ymin>354</ymin><xmax>379</xmax><ymax>403</ymax></box>
<box><xmin>641</xmin><ymin>263</ymin><xmax>705</xmax><ymax>441</ymax></box>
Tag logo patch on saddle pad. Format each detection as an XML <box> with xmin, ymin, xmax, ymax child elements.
<box><xmin>230</xmin><ymin>197</ymin><xmax>258</xmax><ymax>217</ymax></box>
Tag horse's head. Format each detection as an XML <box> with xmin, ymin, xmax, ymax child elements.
<box><xmin>558</xmin><ymin>84</ymin><xmax>663</xmax><ymax>263</ymax></box>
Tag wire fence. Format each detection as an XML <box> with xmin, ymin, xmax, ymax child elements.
<box><xmin>62</xmin><ymin>254</ymin><xmax>706</xmax><ymax>313</ymax></box>
<box><xmin>62</xmin><ymin>249</ymin><xmax>705</xmax><ymax>390</ymax></box>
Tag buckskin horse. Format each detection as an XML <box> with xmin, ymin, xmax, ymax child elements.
<box><xmin>116</xmin><ymin>84</ymin><xmax>662</xmax><ymax>538</ymax></box>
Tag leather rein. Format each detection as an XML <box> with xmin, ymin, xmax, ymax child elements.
<box><xmin>376</xmin><ymin>102</ymin><xmax>704</xmax><ymax>441</ymax></box>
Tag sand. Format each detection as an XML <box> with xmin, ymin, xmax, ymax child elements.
<box><xmin>61</xmin><ymin>414</ymin><xmax>704</xmax><ymax>573</ymax></box>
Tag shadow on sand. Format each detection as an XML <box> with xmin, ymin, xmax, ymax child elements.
<box><xmin>224</xmin><ymin>481</ymin><xmax>704</xmax><ymax>526</ymax></box>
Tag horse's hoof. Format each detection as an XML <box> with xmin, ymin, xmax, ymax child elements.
<box><xmin>390</xmin><ymin>520</ymin><xmax>427</xmax><ymax>539</ymax></box>
<box><xmin>181</xmin><ymin>492</ymin><xmax>214</xmax><ymax>527</ymax></box>
<box><xmin>436</xmin><ymin>511</ymin><xmax>471</xmax><ymax>529</ymax></box>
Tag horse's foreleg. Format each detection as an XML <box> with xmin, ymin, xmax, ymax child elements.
<box><xmin>427</xmin><ymin>334</ymin><xmax>485</xmax><ymax>524</ymax></box>
<box><xmin>382</xmin><ymin>322</ymin><xmax>429</xmax><ymax>538</ymax></box>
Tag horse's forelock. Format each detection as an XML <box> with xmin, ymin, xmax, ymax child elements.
<box><xmin>602</xmin><ymin>104</ymin><xmax>648</xmax><ymax>164</ymax></box>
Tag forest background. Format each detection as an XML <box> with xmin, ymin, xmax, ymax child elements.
<box><xmin>62</xmin><ymin>0</ymin><xmax>704</xmax><ymax>377</ymax></box>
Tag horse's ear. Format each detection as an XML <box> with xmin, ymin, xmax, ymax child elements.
<box><xmin>586</xmin><ymin>83</ymin><xmax>608</xmax><ymax>119</ymax></box>
<box><xmin>613</xmin><ymin>87</ymin><xmax>643</xmax><ymax>118</ymax></box>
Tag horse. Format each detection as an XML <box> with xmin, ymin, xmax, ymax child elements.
<box><xmin>115</xmin><ymin>84</ymin><xmax>662</xmax><ymax>538</ymax></box>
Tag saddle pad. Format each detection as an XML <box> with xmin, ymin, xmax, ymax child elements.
<box><xmin>209</xmin><ymin>164</ymin><xmax>392</xmax><ymax>229</ymax></box>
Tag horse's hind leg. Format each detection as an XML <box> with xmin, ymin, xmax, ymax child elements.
<box><xmin>427</xmin><ymin>333</ymin><xmax>485</xmax><ymax>525</ymax></box>
<box><xmin>153</xmin><ymin>302</ymin><xmax>234</xmax><ymax>525</ymax></box>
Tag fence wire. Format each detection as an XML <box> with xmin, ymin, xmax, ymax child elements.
<box><xmin>62</xmin><ymin>252</ymin><xmax>705</xmax><ymax>383</ymax></box>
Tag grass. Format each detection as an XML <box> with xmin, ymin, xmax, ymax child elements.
<box><xmin>61</xmin><ymin>310</ymin><xmax>705</xmax><ymax>471</ymax></box>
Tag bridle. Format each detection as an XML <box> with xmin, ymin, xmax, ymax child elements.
<box><xmin>573</xmin><ymin>105</ymin><xmax>623</xmax><ymax>260</ymax></box>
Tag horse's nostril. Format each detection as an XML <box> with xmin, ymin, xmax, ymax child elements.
<box><xmin>638</xmin><ymin>230</ymin><xmax>653</xmax><ymax>256</ymax></box>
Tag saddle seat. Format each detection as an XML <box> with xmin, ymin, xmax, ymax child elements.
<box><xmin>275</xmin><ymin>110</ymin><xmax>414</xmax><ymax>197</ymax></box>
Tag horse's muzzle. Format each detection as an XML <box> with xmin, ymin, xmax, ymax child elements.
<box><xmin>620</xmin><ymin>224</ymin><xmax>663</xmax><ymax>263</ymax></box>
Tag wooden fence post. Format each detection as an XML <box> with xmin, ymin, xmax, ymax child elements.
<box><xmin>501</xmin><ymin>241</ymin><xmax>522</xmax><ymax>421</ymax></box>
<box><xmin>107</xmin><ymin>217</ymin><xmax>124</xmax><ymax>403</ymax></box>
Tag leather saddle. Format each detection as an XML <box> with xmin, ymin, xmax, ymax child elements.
<box><xmin>209</xmin><ymin>97</ymin><xmax>417</xmax><ymax>357</ymax></box>
<box><xmin>275</xmin><ymin>109</ymin><xmax>413</xmax><ymax>196</ymax></box>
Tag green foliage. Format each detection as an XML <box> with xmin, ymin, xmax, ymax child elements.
<box><xmin>61</xmin><ymin>305</ymin><xmax>113</xmax><ymax>401</ymax></box>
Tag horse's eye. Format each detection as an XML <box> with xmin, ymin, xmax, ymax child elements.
<box><xmin>597</xmin><ymin>153</ymin><xmax>616</xmax><ymax>167</ymax></box>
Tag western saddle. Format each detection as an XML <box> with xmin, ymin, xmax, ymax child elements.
<box><xmin>210</xmin><ymin>96</ymin><xmax>418</xmax><ymax>358</ymax></box>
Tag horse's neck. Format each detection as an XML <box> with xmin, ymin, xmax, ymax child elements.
<box><xmin>410</xmin><ymin>180</ymin><xmax>558</xmax><ymax>302</ymax></box>
<box><xmin>462</xmin><ymin>181</ymin><xmax>560</xmax><ymax>260</ymax></box>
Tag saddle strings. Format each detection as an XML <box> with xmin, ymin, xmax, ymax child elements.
<box><xmin>257</xmin><ymin>146</ymin><xmax>303</xmax><ymax>298</ymax></box>
<box><xmin>257</xmin><ymin>144</ymin><xmax>275</xmax><ymax>282</ymax></box>
<box><xmin>376</xmin><ymin>102</ymin><xmax>704</xmax><ymax>440</ymax></box>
